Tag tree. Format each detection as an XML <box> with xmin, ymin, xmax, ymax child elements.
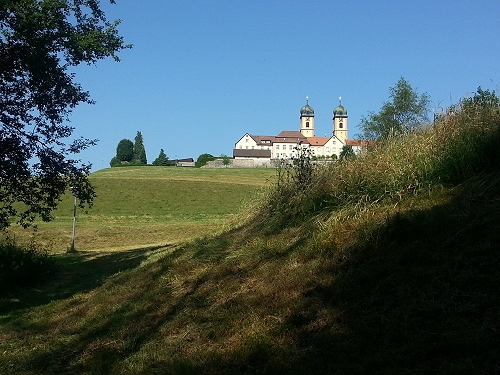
<box><xmin>133</xmin><ymin>131</ymin><xmax>147</xmax><ymax>164</ymax></box>
<box><xmin>109</xmin><ymin>156</ymin><xmax>120</xmax><ymax>167</ymax></box>
<box><xmin>461</xmin><ymin>87</ymin><xmax>500</xmax><ymax>112</ymax></box>
<box><xmin>0</xmin><ymin>0</ymin><xmax>130</xmax><ymax>229</ymax></box>
<box><xmin>358</xmin><ymin>77</ymin><xmax>430</xmax><ymax>141</ymax></box>
<box><xmin>339</xmin><ymin>145</ymin><xmax>356</xmax><ymax>160</ymax></box>
<box><xmin>152</xmin><ymin>149</ymin><xmax>169</xmax><ymax>166</ymax></box>
<box><xmin>195</xmin><ymin>153</ymin><xmax>215</xmax><ymax>168</ymax></box>
<box><xmin>116</xmin><ymin>139</ymin><xmax>134</xmax><ymax>163</ymax></box>
<box><xmin>220</xmin><ymin>154</ymin><xmax>231</xmax><ymax>168</ymax></box>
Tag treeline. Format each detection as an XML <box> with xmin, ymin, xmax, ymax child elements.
<box><xmin>109</xmin><ymin>131</ymin><xmax>172</xmax><ymax>167</ymax></box>
<box><xmin>109</xmin><ymin>132</ymin><xmax>224</xmax><ymax>168</ymax></box>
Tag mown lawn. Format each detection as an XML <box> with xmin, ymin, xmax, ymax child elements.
<box><xmin>7</xmin><ymin>167</ymin><xmax>275</xmax><ymax>252</ymax></box>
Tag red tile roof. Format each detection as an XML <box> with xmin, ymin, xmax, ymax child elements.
<box><xmin>307</xmin><ymin>136</ymin><xmax>330</xmax><ymax>146</ymax></box>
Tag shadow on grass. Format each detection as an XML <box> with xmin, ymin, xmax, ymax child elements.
<box><xmin>0</xmin><ymin>244</ymin><xmax>169</xmax><ymax>316</ymax></box>
<box><xmin>3</xmin><ymin>176</ymin><xmax>500</xmax><ymax>374</ymax></box>
<box><xmin>133</xmin><ymin>177</ymin><xmax>500</xmax><ymax>375</ymax></box>
<box><xmin>273</xmin><ymin>183</ymin><xmax>500</xmax><ymax>374</ymax></box>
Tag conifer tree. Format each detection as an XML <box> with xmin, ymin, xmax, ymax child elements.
<box><xmin>152</xmin><ymin>149</ymin><xmax>169</xmax><ymax>166</ymax></box>
<box><xmin>133</xmin><ymin>131</ymin><xmax>147</xmax><ymax>164</ymax></box>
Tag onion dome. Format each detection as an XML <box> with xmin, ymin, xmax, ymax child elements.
<box><xmin>333</xmin><ymin>105</ymin><xmax>347</xmax><ymax>117</ymax></box>
<box><xmin>300</xmin><ymin>104</ymin><xmax>315</xmax><ymax>117</ymax></box>
<box><xmin>300</xmin><ymin>96</ymin><xmax>315</xmax><ymax>117</ymax></box>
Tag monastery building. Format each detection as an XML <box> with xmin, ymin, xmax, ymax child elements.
<box><xmin>233</xmin><ymin>98</ymin><xmax>364</xmax><ymax>165</ymax></box>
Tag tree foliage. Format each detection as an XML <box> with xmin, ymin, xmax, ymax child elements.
<box><xmin>133</xmin><ymin>131</ymin><xmax>147</xmax><ymax>164</ymax></box>
<box><xmin>461</xmin><ymin>87</ymin><xmax>500</xmax><ymax>112</ymax></box>
<box><xmin>109</xmin><ymin>156</ymin><xmax>120</xmax><ymax>167</ymax></box>
<box><xmin>339</xmin><ymin>145</ymin><xmax>356</xmax><ymax>160</ymax></box>
<box><xmin>220</xmin><ymin>154</ymin><xmax>231</xmax><ymax>167</ymax></box>
<box><xmin>358</xmin><ymin>77</ymin><xmax>430</xmax><ymax>141</ymax></box>
<box><xmin>116</xmin><ymin>139</ymin><xmax>134</xmax><ymax>162</ymax></box>
<box><xmin>195</xmin><ymin>153</ymin><xmax>215</xmax><ymax>168</ymax></box>
<box><xmin>0</xmin><ymin>0</ymin><xmax>130</xmax><ymax>229</ymax></box>
<box><xmin>152</xmin><ymin>149</ymin><xmax>169</xmax><ymax>166</ymax></box>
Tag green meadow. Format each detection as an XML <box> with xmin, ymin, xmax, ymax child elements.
<box><xmin>9</xmin><ymin>167</ymin><xmax>276</xmax><ymax>252</ymax></box>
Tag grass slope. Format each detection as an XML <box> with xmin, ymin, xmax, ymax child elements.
<box><xmin>2</xmin><ymin>176</ymin><xmax>498</xmax><ymax>374</ymax></box>
<box><xmin>7</xmin><ymin>167</ymin><xmax>274</xmax><ymax>252</ymax></box>
<box><xmin>1</xmin><ymin>96</ymin><xmax>499</xmax><ymax>374</ymax></box>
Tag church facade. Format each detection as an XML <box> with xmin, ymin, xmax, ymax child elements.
<box><xmin>233</xmin><ymin>98</ymin><xmax>362</xmax><ymax>163</ymax></box>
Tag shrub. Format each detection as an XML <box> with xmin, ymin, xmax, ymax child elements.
<box><xmin>109</xmin><ymin>156</ymin><xmax>120</xmax><ymax>167</ymax></box>
<box><xmin>0</xmin><ymin>237</ymin><xmax>56</xmax><ymax>290</ymax></box>
<box><xmin>195</xmin><ymin>153</ymin><xmax>215</xmax><ymax>168</ymax></box>
<box><xmin>260</xmin><ymin>145</ymin><xmax>322</xmax><ymax>229</ymax></box>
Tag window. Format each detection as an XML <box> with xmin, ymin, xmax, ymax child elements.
<box><xmin>276</xmin><ymin>144</ymin><xmax>280</xmax><ymax>150</ymax></box>
<box><xmin>306</xmin><ymin>121</ymin><xmax>310</xmax><ymax>128</ymax></box>
<box><xmin>339</xmin><ymin>122</ymin><xmax>343</xmax><ymax>129</ymax></box>
<box><xmin>289</xmin><ymin>144</ymin><xmax>293</xmax><ymax>150</ymax></box>
<box><xmin>252</xmin><ymin>146</ymin><xmax>254</xmax><ymax>149</ymax></box>
<box><xmin>246</xmin><ymin>138</ymin><xmax>249</xmax><ymax>142</ymax></box>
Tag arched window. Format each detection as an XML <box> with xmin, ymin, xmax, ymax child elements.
<box><xmin>339</xmin><ymin>122</ymin><xmax>343</xmax><ymax>128</ymax></box>
<box><xmin>306</xmin><ymin>121</ymin><xmax>310</xmax><ymax>128</ymax></box>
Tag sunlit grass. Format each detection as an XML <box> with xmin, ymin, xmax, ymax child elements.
<box><xmin>1</xmin><ymin>98</ymin><xmax>500</xmax><ymax>374</ymax></box>
<box><xmin>7</xmin><ymin>168</ymin><xmax>275</xmax><ymax>252</ymax></box>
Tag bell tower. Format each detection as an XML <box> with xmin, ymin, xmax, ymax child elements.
<box><xmin>300</xmin><ymin>96</ymin><xmax>315</xmax><ymax>137</ymax></box>
<box><xmin>333</xmin><ymin>96</ymin><xmax>348</xmax><ymax>143</ymax></box>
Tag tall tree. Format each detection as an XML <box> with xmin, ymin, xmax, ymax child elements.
<box><xmin>358</xmin><ymin>77</ymin><xmax>431</xmax><ymax>141</ymax></box>
<box><xmin>0</xmin><ymin>0</ymin><xmax>130</xmax><ymax>229</ymax></box>
<box><xmin>152</xmin><ymin>149</ymin><xmax>169</xmax><ymax>166</ymax></box>
<box><xmin>133</xmin><ymin>131</ymin><xmax>147</xmax><ymax>164</ymax></box>
<box><xmin>116</xmin><ymin>139</ymin><xmax>134</xmax><ymax>162</ymax></box>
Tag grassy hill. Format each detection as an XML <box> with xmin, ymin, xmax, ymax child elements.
<box><xmin>8</xmin><ymin>167</ymin><xmax>275</xmax><ymax>251</ymax></box>
<box><xmin>1</xmin><ymin>93</ymin><xmax>500</xmax><ymax>374</ymax></box>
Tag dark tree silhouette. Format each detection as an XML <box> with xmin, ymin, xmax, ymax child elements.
<box><xmin>0</xmin><ymin>0</ymin><xmax>130</xmax><ymax>229</ymax></box>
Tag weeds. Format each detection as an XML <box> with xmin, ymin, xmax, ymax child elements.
<box><xmin>262</xmin><ymin>145</ymin><xmax>323</xmax><ymax>229</ymax></box>
<box><xmin>0</xmin><ymin>235</ymin><xmax>56</xmax><ymax>290</ymax></box>
<box><xmin>256</xmin><ymin>88</ymin><xmax>500</xmax><ymax>230</ymax></box>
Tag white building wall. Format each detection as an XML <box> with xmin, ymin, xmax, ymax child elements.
<box><xmin>272</xmin><ymin>142</ymin><xmax>309</xmax><ymax>159</ymax></box>
<box><xmin>235</xmin><ymin>134</ymin><xmax>258</xmax><ymax>150</ymax></box>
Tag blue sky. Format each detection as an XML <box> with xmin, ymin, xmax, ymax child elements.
<box><xmin>69</xmin><ymin>0</ymin><xmax>500</xmax><ymax>171</ymax></box>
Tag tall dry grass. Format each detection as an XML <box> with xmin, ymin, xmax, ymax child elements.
<box><xmin>255</xmin><ymin>89</ymin><xmax>500</xmax><ymax>230</ymax></box>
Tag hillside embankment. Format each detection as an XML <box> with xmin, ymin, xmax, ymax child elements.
<box><xmin>1</xmin><ymin>91</ymin><xmax>499</xmax><ymax>374</ymax></box>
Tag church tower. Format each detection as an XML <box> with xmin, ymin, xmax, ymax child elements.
<box><xmin>300</xmin><ymin>96</ymin><xmax>315</xmax><ymax>138</ymax></box>
<box><xmin>333</xmin><ymin>96</ymin><xmax>348</xmax><ymax>143</ymax></box>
